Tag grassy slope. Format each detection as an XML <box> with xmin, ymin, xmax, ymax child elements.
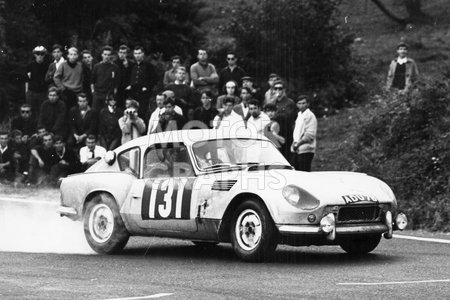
<box><xmin>314</xmin><ymin>0</ymin><xmax>450</xmax><ymax>172</ymax></box>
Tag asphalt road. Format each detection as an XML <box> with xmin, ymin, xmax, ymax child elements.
<box><xmin>0</xmin><ymin>198</ymin><xmax>449</xmax><ymax>299</ymax></box>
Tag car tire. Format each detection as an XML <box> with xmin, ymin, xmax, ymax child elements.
<box><xmin>339</xmin><ymin>234</ymin><xmax>381</xmax><ymax>255</ymax></box>
<box><xmin>191</xmin><ymin>241</ymin><xmax>219</xmax><ymax>247</ymax></box>
<box><xmin>230</xmin><ymin>200</ymin><xmax>278</xmax><ymax>262</ymax></box>
<box><xmin>83</xmin><ymin>195</ymin><xmax>130</xmax><ymax>254</ymax></box>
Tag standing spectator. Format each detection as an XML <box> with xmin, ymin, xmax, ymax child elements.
<box><xmin>51</xmin><ymin>135</ymin><xmax>80</xmax><ymax>181</ymax></box>
<box><xmin>114</xmin><ymin>45</ymin><xmax>133</xmax><ymax>109</ymax></box>
<box><xmin>26</xmin><ymin>46</ymin><xmax>50</xmax><ymax>118</ymax></box>
<box><xmin>386</xmin><ymin>42</ymin><xmax>419</xmax><ymax>93</ymax></box>
<box><xmin>119</xmin><ymin>99</ymin><xmax>146</xmax><ymax>145</ymax></box>
<box><xmin>193</xmin><ymin>91</ymin><xmax>218</xmax><ymax>129</ymax></box>
<box><xmin>212</xmin><ymin>96</ymin><xmax>244</xmax><ymax>131</ymax></box>
<box><xmin>147</xmin><ymin>93</ymin><xmax>183</xmax><ymax>134</ymax></box>
<box><xmin>291</xmin><ymin>95</ymin><xmax>317</xmax><ymax>172</ymax></box>
<box><xmin>126</xmin><ymin>46</ymin><xmax>158</xmax><ymax>119</ymax></box>
<box><xmin>246</xmin><ymin>99</ymin><xmax>270</xmax><ymax>137</ymax></box>
<box><xmin>233</xmin><ymin>86</ymin><xmax>252</xmax><ymax>120</ymax></box>
<box><xmin>79</xmin><ymin>134</ymin><xmax>107</xmax><ymax>170</ymax></box>
<box><xmin>218</xmin><ymin>52</ymin><xmax>246</xmax><ymax>94</ymax></box>
<box><xmin>67</xmin><ymin>93</ymin><xmax>97</xmax><ymax>151</ymax></box>
<box><xmin>190</xmin><ymin>49</ymin><xmax>219</xmax><ymax>95</ymax></box>
<box><xmin>272</xmin><ymin>80</ymin><xmax>297</xmax><ymax>160</ymax></box>
<box><xmin>38</xmin><ymin>87</ymin><xmax>67</xmax><ymax>138</ymax></box>
<box><xmin>54</xmin><ymin>47</ymin><xmax>84</xmax><ymax>110</ymax></box>
<box><xmin>45</xmin><ymin>44</ymin><xmax>65</xmax><ymax>86</ymax></box>
<box><xmin>216</xmin><ymin>80</ymin><xmax>241</xmax><ymax>111</ymax></box>
<box><xmin>91</xmin><ymin>45</ymin><xmax>120</xmax><ymax>112</ymax></box>
<box><xmin>163</xmin><ymin>55</ymin><xmax>190</xmax><ymax>87</ymax></box>
<box><xmin>166</xmin><ymin>66</ymin><xmax>195</xmax><ymax>115</ymax></box>
<box><xmin>264</xmin><ymin>73</ymin><xmax>280</xmax><ymax>106</ymax></box>
<box><xmin>156</xmin><ymin>97</ymin><xmax>186</xmax><ymax>132</ymax></box>
<box><xmin>29</xmin><ymin>132</ymin><xmax>59</xmax><ymax>185</ymax></box>
<box><xmin>241</xmin><ymin>76</ymin><xmax>262</xmax><ymax>101</ymax></box>
<box><xmin>98</xmin><ymin>95</ymin><xmax>123</xmax><ymax>150</ymax></box>
<box><xmin>81</xmin><ymin>49</ymin><xmax>94</xmax><ymax>104</ymax></box>
<box><xmin>0</xmin><ymin>131</ymin><xmax>14</xmax><ymax>182</ymax></box>
<box><xmin>11</xmin><ymin>104</ymin><xmax>37</xmax><ymax>137</ymax></box>
<box><xmin>263</xmin><ymin>103</ymin><xmax>285</xmax><ymax>149</ymax></box>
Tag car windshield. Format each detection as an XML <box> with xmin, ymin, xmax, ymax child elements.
<box><xmin>192</xmin><ymin>138</ymin><xmax>291</xmax><ymax>170</ymax></box>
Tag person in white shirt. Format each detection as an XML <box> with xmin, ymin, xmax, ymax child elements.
<box><xmin>212</xmin><ymin>96</ymin><xmax>244</xmax><ymax>134</ymax></box>
<box><xmin>291</xmin><ymin>95</ymin><xmax>317</xmax><ymax>172</ymax></box>
<box><xmin>246</xmin><ymin>99</ymin><xmax>270</xmax><ymax>137</ymax></box>
<box><xmin>147</xmin><ymin>93</ymin><xmax>183</xmax><ymax>134</ymax></box>
<box><xmin>79</xmin><ymin>134</ymin><xmax>107</xmax><ymax>170</ymax></box>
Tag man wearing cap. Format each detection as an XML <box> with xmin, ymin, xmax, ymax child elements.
<box><xmin>241</xmin><ymin>76</ymin><xmax>262</xmax><ymax>101</ymax></box>
<box><xmin>218</xmin><ymin>52</ymin><xmax>246</xmax><ymax>94</ymax></box>
<box><xmin>291</xmin><ymin>95</ymin><xmax>317</xmax><ymax>172</ymax></box>
<box><xmin>264</xmin><ymin>73</ymin><xmax>280</xmax><ymax>106</ymax></box>
<box><xmin>386</xmin><ymin>42</ymin><xmax>419</xmax><ymax>93</ymax></box>
<box><xmin>272</xmin><ymin>80</ymin><xmax>297</xmax><ymax>160</ymax></box>
<box><xmin>26</xmin><ymin>46</ymin><xmax>50</xmax><ymax>118</ymax></box>
<box><xmin>190</xmin><ymin>49</ymin><xmax>219</xmax><ymax>95</ymax></box>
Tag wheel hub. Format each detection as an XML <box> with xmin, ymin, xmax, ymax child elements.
<box><xmin>89</xmin><ymin>204</ymin><xmax>114</xmax><ymax>243</ymax></box>
<box><xmin>236</xmin><ymin>209</ymin><xmax>262</xmax><ymax>251</ymax></box>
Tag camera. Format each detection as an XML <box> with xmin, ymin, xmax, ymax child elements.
<box><xmin>125</xmin><ymin>108</ymin><xmax>136</xmax><ymax>116</ymax></box>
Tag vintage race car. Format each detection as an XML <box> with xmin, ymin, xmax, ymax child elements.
<box><xmin>58</xmin><ymin>129</ymin><xmax>407</xmax><ymax>262</ymax></box>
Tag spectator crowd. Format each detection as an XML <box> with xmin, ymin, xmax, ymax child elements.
<box><xmin>1</xmin><ymin>42</ymin><xmax>342</xmax><ymax>187</ymax></box>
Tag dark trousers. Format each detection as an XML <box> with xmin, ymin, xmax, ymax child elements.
<box><xmin>61</xmin><ymin>89</ymin><xmax>79</xmax><ymax>111</ymax></box>
<box><xmin>293</xmin><ymin>152</ymin><xmax>314</xmax><ymax>172</ymax></box>
<box><xmin>92</xmin><ymin>92</ymin><xmax>107</xmax><ymax>112</ymax></box>
<box><xmin>26</xmin><ymin>90</ymin><xmax>46</xmax><ymax>119</ymax></box>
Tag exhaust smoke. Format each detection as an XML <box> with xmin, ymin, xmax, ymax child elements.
<box><xmin>0</xmin><ymin>190</ymin><xmax>94</xmax><ymax>254</ymax></box>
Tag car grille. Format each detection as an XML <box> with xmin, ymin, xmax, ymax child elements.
<box><xmin>337</xmin><ymin>205</ymin><xmax>381</xmax><ymax>223</ymax></box>
<box><xmin>211</xmin><ymin>180</ymin><xmax>237</xmax><ymax>191</ymax></box>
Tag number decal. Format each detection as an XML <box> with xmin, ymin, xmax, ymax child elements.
<box><xmin>141</xmin><ymin>178</ymin><xmax>194</xmax><ymax>220</ymax></box>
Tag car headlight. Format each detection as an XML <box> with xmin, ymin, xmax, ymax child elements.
<box><xmin>282</xmin><ymin>185</ymin><xmax>320</xmax><ymax>210</ymax></box>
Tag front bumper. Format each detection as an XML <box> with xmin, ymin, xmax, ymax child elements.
<box><xmin>57</xmin><ymin>206</ymin><xmax>78</xmax><ymax>220</ymax></box>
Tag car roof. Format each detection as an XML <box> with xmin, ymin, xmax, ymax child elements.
<box><xmin>114</xmin><ymin>129</ymin><xmax>269</xmax><ymax>152</ymax></box>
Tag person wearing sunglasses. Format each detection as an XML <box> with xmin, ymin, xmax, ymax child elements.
<box><xmin>11</xmin><ymin>104</ymin><xmax>37</xmax><ymax>137</ymax></box>
<box><xmin>26</xmin><ymin>46</ymin><xmax>50</xmax><ymax>119</ymax></box>
<box><xmin>218</xmin><ymin>52</ymin><xmax>246</xmax><ymax>95</ymax></box>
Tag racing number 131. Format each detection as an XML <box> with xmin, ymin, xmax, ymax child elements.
<box><xmin>141</xmin><ymin>178</ymin><xmax>195</xmax><ymax>220</ymax></box>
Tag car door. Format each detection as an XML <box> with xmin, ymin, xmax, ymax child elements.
<box><xmin>125</xmin><ymin>143</ymin><xmax>199</xmax><ymax>233</ymax></box>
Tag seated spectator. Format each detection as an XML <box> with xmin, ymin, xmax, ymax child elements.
<box><xmin>67</xmin><ymin>93</ymin><xmax>97</xmax><ymax>151</ymax></box>
<box><xmin>212</xmin><ymin>96</ymin><xmax>244</xmax><ymax>131</ymax></box>
<box><xmin>246</xmin><ymin>99</ymin><xmax>271</xmax><ymax>137</ymax></box>
<box><xmin>263</xmin><ymin>103</ymin><xmax>285</xmax><ymax>149</ymax></box>
<box><xmin>51</xmin><ymin>135</ymin><xmax>81</xmax><ymax>181</ymax></box>
<box><xmin>156</xmin><ymin>97</ymin><xmax>186</xmax><ymax>132</ymax></box>
<box><xmin>163</xmin><ymin>56</ymin><xmax>190</xmax><ymax>87</ymax></box>
<box><xmin>233</xmin><ymin>86</ymin><xmax>252</xmax><ymax>121</ymax></box>
<box><xmin>38</xmin><ymin>87</ymin><xmax>67</xmax><ymax>138</ymax></box>
<box><xmin>29</xmin><ymin>132</ymin><xmax>59</xmax><ymax>185</ymax></box>
<box><xmin>11</xmin><ymin>104</ymin><xmax>37</xmax><ymax>137</ymax></box>
<box><xmin>29</xmin><ymin>126</ymin><xmax>47</xmax><ymax>150</ymax></box>
<box><xmin>9</xmin><ymin>130</ymin><xmax>31</xmax><ymax>183</ymax></box>
<box><xmin>216</xmin><ymin>80</ymin><xmax>241</xmax><ymax>112</ymax></box>
<box><xmin>0</xmin><ymin>131</ymin><xmax>15</xmax><ymax>182</ymax></box>
<box><xmin>119</xmin><ymin>99</ymin><xmax>146</xmax><ymax>145</ymax></box>
<box><xmin>79</xmin><ymin>134</ymin><xmax>107</xmax><ymax>170</ymax></box>
<box><xmin>98</xmin><ymin>95</ymin><xmax>123</xmax><ymax>150</ymax></box>
<box><xmin>193</xmin><ymin>90</ymin><xmax>218</xmax><ymax>129</ymax></box>
<box><xmin>147</xmin><ymin>93</ymin><xmax>183</xmax><ymax>134</ymax></box>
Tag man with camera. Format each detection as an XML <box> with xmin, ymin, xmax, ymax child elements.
<box><xmin>118</xmin><ymin>99</ymin><xmax>146</xmax><ymax>145</ymax></box>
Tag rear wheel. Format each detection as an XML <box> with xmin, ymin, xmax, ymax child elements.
<box><xmin>83</xmin><ymin>195</ymin><xmax>129</xmax><ymax>254</ymax></box>
<box><xmin>230</xmin><ymin>200</ymin><xmax>278</xmax><ymax>262</ymax></box>
<box><xmin>339</xmin><ymin>234</ymin><xmax>381</xmax><ymax>255</ymax></box>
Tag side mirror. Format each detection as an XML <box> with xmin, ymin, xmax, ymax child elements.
<box><xmin>104</xmin><ymin>151</ymin><xmax>116</xmax><ymax>165</ymax></box>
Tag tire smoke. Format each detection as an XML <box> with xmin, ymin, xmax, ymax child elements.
<box><xmin>0</xmin><ymin>194</ymin><xmax>95</xmax><ymax>254</ymax></box>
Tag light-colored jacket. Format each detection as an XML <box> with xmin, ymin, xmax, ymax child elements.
<box><xmin>386</xmin><ymin>57</ymin><xmax>419</xmax><ymax>91</ymax></box>
<box><xmin>119</xmin><ymin>116</ymin><xmax>146</xmax><ymax>145</ymax></box>
<box><xmin>292</xmin><ymin>108</ymin><xmax>317</xmax><ymax>154</ymax></box>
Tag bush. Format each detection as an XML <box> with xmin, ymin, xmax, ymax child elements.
<box><xmin>352</xmin><ymin>79</ymin><xmax>450</xmax><ymax>231</ymax></box>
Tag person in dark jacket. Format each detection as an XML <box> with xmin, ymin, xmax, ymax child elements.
<box><xmin>67</xmin><ymin>93</ymin><xmax>97</xmax><ymax>151</ymax></box>
<box><xmin>26</xmin><ymin>45</ymin><xmax>50</xmax><ymax>118</ymax></box>
<box><xmin>38</xmin><ymin>87</ymin><xmax>67</xmax><ymax>138</ymax></box>
<box><xmin>11</xmin><ymin>104</ymin><xmax>37</xmax><ymax>137</ymax></box>
<box><xmin>98</xmin><ymin>95</ymin><xmax>123</xmax><ymax>150</ymax></box>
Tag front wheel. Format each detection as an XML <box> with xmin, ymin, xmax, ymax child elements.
<box><xmin>230</xmin><ymin>200</ymin><xmax>278</xmax><ymax>262</ymax></box>
<box><xmin>83</xmin><ymin>195</ymin><xmax>130</xmax><ymax>254</ymax></box>
<box><xmin>339</xmin><ymin>234</ymin><xmax>381</xmax><ymax>255</ymax></box>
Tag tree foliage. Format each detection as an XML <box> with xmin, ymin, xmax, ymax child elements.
<box><xmin>221</xmin><ymin>0</ymin><xmax>359</xmax><ymax>111</ymax></box>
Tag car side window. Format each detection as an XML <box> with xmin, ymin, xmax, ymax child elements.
<box><xmin>118</xmin><ymin>147</ymin><xmax>140</xmax><ymax>177</ymax></box>
<box><xmin>143</xmin><ymin>144</ymin><xmax>194</xmax><ymax>178</ymax></box>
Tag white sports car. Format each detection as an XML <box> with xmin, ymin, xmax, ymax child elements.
<box><xmin>58</xmin><ymin>129</ymin><xmax>407</xmax><ymax>262</ymax></box>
